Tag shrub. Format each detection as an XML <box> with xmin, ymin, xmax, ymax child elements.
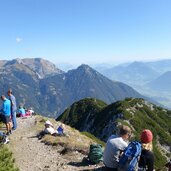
<box><xmin>0</xmin><ymin>145</ymin><xmax>19</xmax><ymax>171</ymax></box>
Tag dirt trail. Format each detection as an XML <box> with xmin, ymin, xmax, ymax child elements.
<box><xmin>6</xmin><ymin>116</ymin><xmax>103</xmax><ymax>171</ymax></box>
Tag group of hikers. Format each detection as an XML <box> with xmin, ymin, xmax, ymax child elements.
<box><xmin>102</xmin><ymin>125</ymin><xmax>171</xmax><ymax>171</ymax></box>
<box><xmin>0</xmin><ymin>89</ymin><xmax>34</xmax><ymax>143</ymax></box>
<box><xmin>38</xmin><ymin>120</ymin><xmax>65</xmax><ymax>139</ymax></box>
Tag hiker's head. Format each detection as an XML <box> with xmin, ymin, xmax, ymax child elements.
<box><xmin>7</xmin><ymin>89</ymin><xmax>12</xmax><ymax>96</ymax></box>
<box><xmin>119</xmin><ymin>125</ymin><xmax>132</xmax><ymax>140</ymax></box>
<box><xmin>1</xmin><ymin>95</ymin><xmax>6</xmax><ymax>101</ymax></box>
<box><xmin>141</xmin><ymin>129</ymin><xmax>153</xmax><ymax>151</ymax></box>
<box><xmin>141</xmin><ymin>129</ymin><xmax>153</xmax><ymax>143</ymax></box>
<box><xmin>19</xmin><ymin>104</ymin><xmax>23</xmax><ymax>109</ymax></box>
<box><xmin>44</xmin><ymin>120</ymin><xmax>53</xmax><ymax>127</ymax></box>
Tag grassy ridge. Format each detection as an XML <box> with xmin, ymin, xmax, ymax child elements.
<box><xmin>58</xmin><ymin>97</ymin><xmax>171</xmax><ymax>168</ymax></box>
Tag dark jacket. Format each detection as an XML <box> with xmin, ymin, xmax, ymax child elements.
<box><xmin>139</xmin><ymin>149</ymin><xmax>154</xmax><ymax>171</ymax></box>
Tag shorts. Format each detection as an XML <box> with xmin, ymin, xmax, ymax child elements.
<box><xmin>4</xmin><ymin>115</ymin><xmax>11</xmax><ymax>124</ymax></box>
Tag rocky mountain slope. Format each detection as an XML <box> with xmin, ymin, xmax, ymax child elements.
<box><xmin>57</xmin><ymin>97</ymin><xmax>171</xmax><ymax>168</ymax></box>
<box><xmin>0</xmin><ymin>58</ymin><xmax>148</xmax><ymax>118</ymax></box>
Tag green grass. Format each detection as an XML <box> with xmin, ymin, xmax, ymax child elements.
<box><xmin>81</xmin><ymin>131</ymin><xmax>105</xmax><ymax>147</ymax></box>
<box><xmin>0</xmin><ymin>145</ymin><xmax>19</xmax><ymax>171</ymax></box>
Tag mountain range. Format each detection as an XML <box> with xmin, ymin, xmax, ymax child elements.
<box><xmin>94</xmin><ymin>59</ymin><xmax>171</xmax><ymax>109</ymax></box>
<box><xmin>99</xmin><ymin>61</ymin><xmax>159</xmax><ymax>86</ymax></box>
<box><xmin>57</xmin><ymin>97</ymin><xmax>171</xmax><ymax>168</ymax></box>
<box><xmin>147</xmin><ymin>71</ymin><xmax>171</xmax><ymax>91</ymax></box>
<box><xmin>0</xmin><ymin>58</ymin><xmax>149</xmax><ymax>118</ymax></box>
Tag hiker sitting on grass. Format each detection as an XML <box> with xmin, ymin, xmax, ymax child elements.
<box><xmin>38</xmin><ymin>121</ymin><xmax>66</xmax><ymax>139</ymax></box>
<box><xmin>103</xmin><ymin>125</ymin><xmax>132</xmax><ymax>171</ymax></box>
<box><xmin>17</xmin><ymin>105</ymin><xmax>26</xmax><ymax>117</ymax></box>
<box><xmin>44</xmin><ymin>120</ymin><xmax>57</xmax><ymax>136</ymax></box>
<box><xmin>57</xmin><ymin>124</ymin><xmax>65</xmax><ymax>136</ymax></box>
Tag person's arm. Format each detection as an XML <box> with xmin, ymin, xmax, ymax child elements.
<box><xmin>10</xmin><ymin>96</ymin><xmax>15</xmax><ymax>106</ymax></box>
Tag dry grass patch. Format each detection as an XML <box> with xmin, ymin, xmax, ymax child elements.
<box><xmin>34</xmin><ymin>115</ymin><xmax>97</xmax><ymax>154</ymax></box>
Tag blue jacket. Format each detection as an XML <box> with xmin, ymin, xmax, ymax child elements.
<box><xmin>18</xmin><ymin>108</ymin><xmax>26</xmax><ymax>115</ymax></box>
<box><xmin>1</xmin><ymin>99</ymin><xmax>11</xmax><ymax>116</ymax></box>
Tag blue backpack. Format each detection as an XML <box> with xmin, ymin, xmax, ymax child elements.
<box><xmin>118</xmin><ymin>141</ymin><xmax>142</xmax><ymax>171</ymax></box>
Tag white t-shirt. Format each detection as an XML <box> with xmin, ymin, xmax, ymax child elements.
<box><xmin>103</xmin><ymin>135</ymin><xmax>128</xmax><ymax>168</ymax></box>
<box><xmin>44</xmin><ymin>127</ymin><xmax>56</xmax><ymax>135</ymax></box>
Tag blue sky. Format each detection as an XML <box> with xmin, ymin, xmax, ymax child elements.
<box><xmin>0</xmin><ymin>0</ymin><xmax>171</xmax><ymax>65</ymax></box>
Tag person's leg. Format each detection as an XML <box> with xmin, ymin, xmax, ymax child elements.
<box><xmin>4</xmin><ymin>116</ymin><xmax>9</xmax><ymax>133</ymax></box>
<box><xmin>11</xmin><ymin>111</ymin><xmax>17</xmax><ymax>130</ymax></box>
<box><xmin>5</xmin><ymin>116</ymin><xmax>12</xmax><ymax>135</ymax></box>
<box><xmin>9</xmin><ymin>122</ymin><xmax>12</xmax><ymax>133</ymax></box>
<box><xmin>6</xmin><ymin>123</ymin><xmax>12</xmax><ymax>135</ymax></box>
<box><xmin>5</xmin><ymin>123</ymin><xmax>9</xmax><ymax>134</ymax></box>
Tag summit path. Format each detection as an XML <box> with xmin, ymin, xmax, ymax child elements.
<box><xmin>6</xmin><ymin>116</ymin><xmax>103</xmax><ymax>171</ymax></box>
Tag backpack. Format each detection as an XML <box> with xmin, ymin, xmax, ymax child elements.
<box><xmin>118</xmin><ymin>141</ymin><xmax>142</xmax><ymax>171</ymax></box>
<box><xmin>88</xmin><ymin>144</ymin><xmax>103</xmax><ymax>164</ymax></box>
<box><xmin>57</xmin><ymin>126</ymin><xmax>64</xmax><ymax>135</ymax></box>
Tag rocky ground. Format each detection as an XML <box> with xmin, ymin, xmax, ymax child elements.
<box><xmin>5</xmin><ymin>116</ymin><xmax>104</xmax><ymax>171</ymax></box>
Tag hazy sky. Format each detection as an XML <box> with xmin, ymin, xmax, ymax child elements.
<box><xmin>0</xmin><ymin>0</ymin><xmax>171</xmax><ymax>65</ymax></box>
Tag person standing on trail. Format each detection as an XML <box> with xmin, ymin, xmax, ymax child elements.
<box><xmin>7</xmin><ymin>89</ymin><xmax>17</xmax><ymax>130</ymax></box>
<box><xmin>0</xmin><ymin>95</ymin><xmax>12</xmax><ymax>135</ymax></box>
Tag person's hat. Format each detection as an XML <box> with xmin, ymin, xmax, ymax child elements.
<box><xmin>141</xmin><ymin>129</ymin><xmax>153</xmax><ymax>143</ymax></box>
<box><xmin>45</xmin><ymin>120</ymin><xmax>53</xmax><ymax>127</ymax></box>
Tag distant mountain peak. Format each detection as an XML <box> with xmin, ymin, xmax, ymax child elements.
<box><xmin>67</xmin><ymin>64</ymin><xmax>99</xmax><ymax>78</ymax></box>
<box><xmin>22</xmin><ymin>58</ymin><xmax>64</xmax><ymax>78</ymax></box>
<box><xmin>128</xmin><ymin>61</ymin><xmax>147</xmax><ymax>68</ymax></box>
<box><xmin>78</xmin><ymin>64</ymin><xmax>93</xmax><ymax>71</ymax></box>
